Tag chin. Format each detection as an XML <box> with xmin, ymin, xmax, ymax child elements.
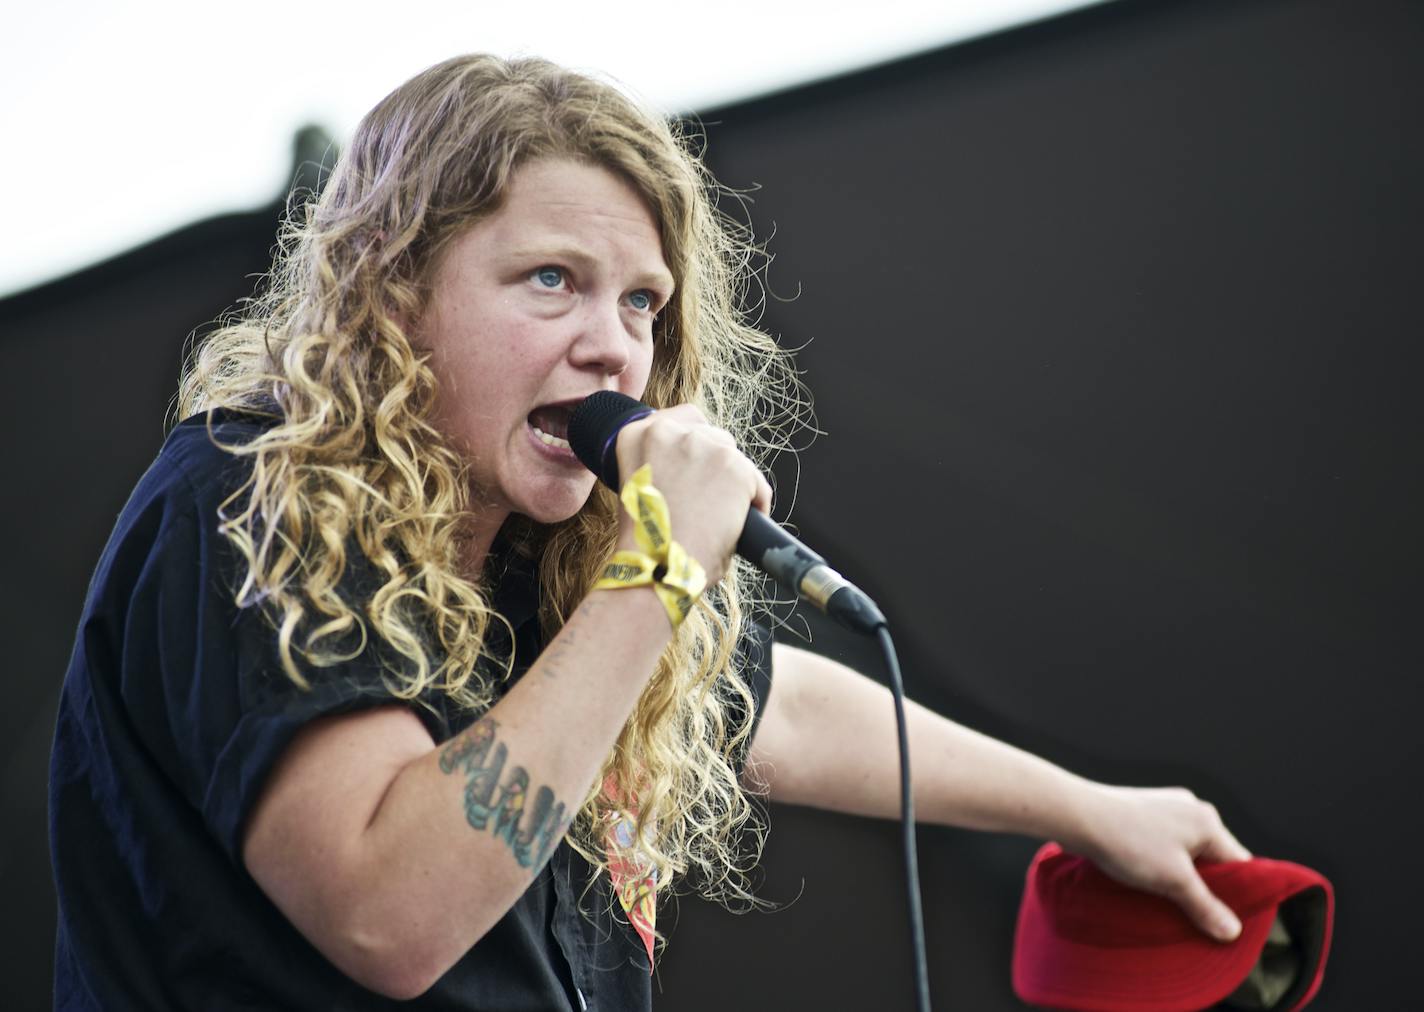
<box><xmin>514</xmin><ymin>477</ymin><xmax>598</xmax><ymax>526</ymax></box>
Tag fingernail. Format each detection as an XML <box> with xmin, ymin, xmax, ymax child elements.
<box><xmin>1217</xmin><ymin>913</ymin><xmax>1242</xmax><ymax>941</ymax></box>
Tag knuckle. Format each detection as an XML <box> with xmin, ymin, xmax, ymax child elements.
<box><xmin>647</xmin><ymin>421</ymin><xmax>683</xmax><ymax>451</ymax></box>
<box><xmin>708</xmin><ymin>444</ymin><xmax>741</xmax><ymax>471</ymax></box>
<box><xmin>665</xmin><ymin>403</ymin><xmax>708</xmax><ymax>425</ymax></box>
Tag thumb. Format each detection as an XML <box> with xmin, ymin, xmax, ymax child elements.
<box><xmin>1172</xmin><ymin>869</ymin><xmax>1243</xmax><ymax>943</ymax></box>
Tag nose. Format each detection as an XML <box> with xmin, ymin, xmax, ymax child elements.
<box><xmin>568</xmin><ymin>301</ymin><xmax>632</xmax><ymax>377</ymax></box>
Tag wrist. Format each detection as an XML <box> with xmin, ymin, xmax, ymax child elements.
<box><xmin>602</xmin><ymin>473</ymin><xmax>709</xmax><ymax>628</ymax></box>
<box><xmin>1051</xmin><ymin>778</ymin><xmax>1119</xmax><ymax>858</ymax></box>
<box><xmin>586</xmin><ymin>577</ymin><xmax>677</xmax><ymax>640</ymax></box>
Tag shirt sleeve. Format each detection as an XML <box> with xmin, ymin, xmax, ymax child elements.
<box><xmin>114</xmin><ymin>439</ymin><xmax>448</xmax><ymax>869</ymax></box>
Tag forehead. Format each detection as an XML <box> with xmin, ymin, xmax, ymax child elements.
<box><xmin>472</xmin><ymin>158</ymin><xmax>671</xmax><ymax>277</ymax></box>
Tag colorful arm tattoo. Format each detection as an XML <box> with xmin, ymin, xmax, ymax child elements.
<box><xmin>438</xmin><ymin>717</ymin><xmax>571</xmax><ymax>869</ymax></box>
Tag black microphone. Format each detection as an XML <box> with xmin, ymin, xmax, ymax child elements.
<box><xmin>568</xmin><ymin>391</ymin><xmax>886</xmax><ymax>635</ymax></box>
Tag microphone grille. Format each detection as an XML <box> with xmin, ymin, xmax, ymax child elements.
<box><xmin>567</xmin><ymin>391</ymin><xmax>652</xmax><ymax>489</ymax></box>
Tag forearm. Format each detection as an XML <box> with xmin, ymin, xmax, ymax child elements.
<box><xmin>316</xmin><ymin>586</ymin><xmax>671</xmax><ymax>996</ymax></box>
<box><xmin>758</xmin><ymin>645</ymin><xmax>1100</xmax><ymax>848</ymax></box>
<box><xmin>754</xmin><ymin>645</ymin><xmax>1252</xmax><ymax>944</ymax></box>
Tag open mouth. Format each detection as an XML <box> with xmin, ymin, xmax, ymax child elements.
<box><xmin>528</xmin><ymin>402</ymin><xmax>575</xmax><ymax>452</ymax></box>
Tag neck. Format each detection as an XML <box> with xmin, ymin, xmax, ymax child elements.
<box><xmin>461</xmin><ymin>507</ymin><xmax>511</xmax><ymax>578</ymax></box>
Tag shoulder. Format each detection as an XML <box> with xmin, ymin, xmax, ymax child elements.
<box><xmin>130</xmin><ymin>407</ymin><xmax>278</xmax><ymax>542</ymax></box>
<box><xmin>78</xmin><ymin>407</ymin><xmax>279</xmax><ymax>641</ymax></box>
<box><xmin>158</xmin><ymin>407</ymin><xmax>277</xmax><ymax>508</ymax></box>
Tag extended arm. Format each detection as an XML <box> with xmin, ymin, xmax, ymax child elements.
<box><xmin>747</xmin><ymin>643</ymin><xmax>1251</xmax><ymax>942</ymax></box>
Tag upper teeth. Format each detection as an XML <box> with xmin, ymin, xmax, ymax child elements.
<box><xmin>532</xmin><ymin>425</ymin><xmax>570</xmax><ymax>450</ymax></box>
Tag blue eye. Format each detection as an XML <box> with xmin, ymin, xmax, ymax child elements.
<box><xmin>534</xmin><ymin>266</ymin><xmax>564</xmax><ymax>288</ymax></box>
<box><xmin>629</xmin><ymin>290</ymin><xmax>652</xmax><ymax>311</ymax></box>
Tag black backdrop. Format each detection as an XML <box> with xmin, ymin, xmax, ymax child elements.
<box><xmin>3</xmin><ymin>0</ymin><xmax>1419</xmax><ymax>1007</ymax></box>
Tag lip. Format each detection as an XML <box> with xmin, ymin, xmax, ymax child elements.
<box><xmin>531</xmin><ymin>394</ymin><xmax>597</xmax><ymax>414</ymax></box>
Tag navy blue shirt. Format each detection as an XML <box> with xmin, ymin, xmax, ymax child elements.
<box><xmin>49</xmin><ymin>410</ymin><xmax>772</xmax><ymax>1011</ymax></box>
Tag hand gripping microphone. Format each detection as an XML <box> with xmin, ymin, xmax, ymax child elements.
<box><xmin>568</xmin><ymin>391</ymin><xmax>887</xmax><ymax>635</ymax></box>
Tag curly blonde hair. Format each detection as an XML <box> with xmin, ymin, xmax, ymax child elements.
<box><xmin>177</xmin><ymin>55</ymin><xmax>807</xmax><ymax>917</ymax></box>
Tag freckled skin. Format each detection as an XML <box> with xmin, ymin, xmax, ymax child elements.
<box><xmin>416</xmin><ymin>158</ymin><xmax>673</xmax><ymax>560</ymax></box>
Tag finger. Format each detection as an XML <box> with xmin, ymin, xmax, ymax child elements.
<box><xmin>751</xmin><ymin>471</ymin><xmax>773</xmax><ymax>515</ymax></box>
<box><xmin>1170</xmin><ymin>868</ymin><xmax>1243</xmax><ymax>943</ymax></box>
<box><xmin>613</xmin><ymin>410</ymin><xmax>659</xmax><ymax>461</ymax></box>
<box><xmin>617</xmin><ymin>410</ymin><xmax>700</xmax><ymax>470</ymax></box>
<box><xmin>1197</xmin><ymin>822</ymin><xmax>1252</xmax><ymax>864</ymax></box>
<box><xmin>1188</xmin><ymin>800</ymin><xmax>1252</xmax><ymax>864</ymax></box>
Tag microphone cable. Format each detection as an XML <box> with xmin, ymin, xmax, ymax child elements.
<box><xmin>873</xmin><ymin>620</ymin><xmax>933</xmax><ymax>1012</ymax></box>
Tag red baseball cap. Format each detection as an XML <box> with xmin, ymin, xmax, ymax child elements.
<box><xmin>1013</xmin><ymin>843</ymin><xmax>1334</xmax><ymax>1011</ymax></box>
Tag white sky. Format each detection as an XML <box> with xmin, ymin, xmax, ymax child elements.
<box><xmin>0</xmin><ymin>0</ymin><xmax>1102</xmax><ymax>298</ymax></box>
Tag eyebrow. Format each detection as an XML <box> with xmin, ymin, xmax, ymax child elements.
<box><xmin>508</xmin><ymin>244</ymin><xmax>675</xmax><ymax>294</ymax></box>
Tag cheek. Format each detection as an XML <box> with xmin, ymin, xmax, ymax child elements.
<box><xmin>435</xmin><ymin>312</ymin><xmax>530</xmax><ymax>382</ymax></box>
<box><xmin>629</xmin><ymin>348</ymin><xmax>660</xmax><ymax>404</ymax></box>
<box><xmin>626</xmin><ymin>341</ymin><xmax>658</xmax><ymax>399</ymax></box>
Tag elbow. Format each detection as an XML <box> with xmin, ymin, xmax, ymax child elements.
<box><xmin>368</xmin><ymin>972</ymin><xmax>440</xmax><ymax>1004</ymax></box>
<box><xmin>330</xmin><ymin>928</ymin><xmax>436</xmax><ymax>1001</ymax></box>
<box><xmin>252</xmin><ymin>855</ymin><xmax>514</xmax><ymax>998</ymax></box>
<box><xmin>359</xmin><ymin>970</ymin><xmax>435</xmax><ymax>1004</ymax></box>
<box><xmin>328</xmin><ymin>904</ymin><xmax>483</xmax><ymax>1000</ymax></box>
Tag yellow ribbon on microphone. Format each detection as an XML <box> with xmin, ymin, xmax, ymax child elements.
<box><xmin>593</xmin><ymin>464</ymin><xmax>707</xmax><ymax>628</ymax></box>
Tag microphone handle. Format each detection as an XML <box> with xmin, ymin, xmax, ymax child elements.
<box><xmin>738</xmin><ymin>508</ymin><xmax>886</xmax><ymax>635</ymax></box>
